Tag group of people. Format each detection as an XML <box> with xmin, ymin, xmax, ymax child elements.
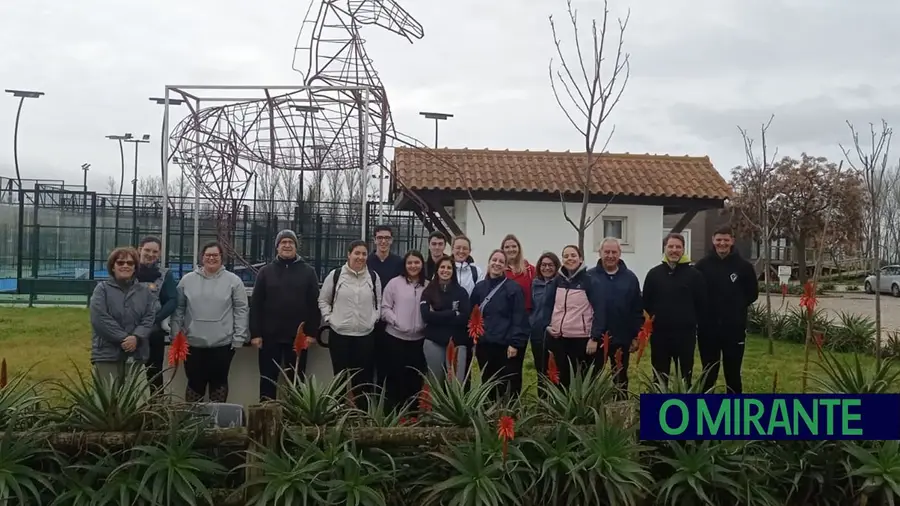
<box><xmin>89</xmin><ymin>223</ymin><xmax>759</xmax><ymax>408</ymax></box>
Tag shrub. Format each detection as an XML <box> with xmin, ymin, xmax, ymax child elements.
<box><xmin>846</xmin><ymin>284</ymin><xmax>861</xmax><ymax>291</ymax></box>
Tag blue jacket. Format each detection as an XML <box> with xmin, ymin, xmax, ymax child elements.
<box><xmin>470</xmin><ymin>275</ymin><xmax>529</xmax><ymax>348</ymax></box>
<box><xmin>589</xmin><ymin>259</ymin><xmax>643</xmax><ymax>346</ymax></box>
<box><xmin>529</xmin><ymin>276</ymin><xmax>555</xmax><ymax>337</ymax></box>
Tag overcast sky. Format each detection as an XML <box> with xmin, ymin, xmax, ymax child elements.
<box><xmin>2</xmin><ymin>0</ymin><xmax>899</xmax><ymax>192</ymax></box>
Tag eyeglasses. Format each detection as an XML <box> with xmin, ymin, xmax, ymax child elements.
<box><xmin>539</xmin><ymin>263</ymin><xmax>556</xmax><ymax>269</ymax></box>
<box><xmin>204</xmin><ymin>253</ymin><xmax>221</xmax><ymax>258</ymax></box>
<box><xmin>115</xmin><ymin>260</ymin><xmax>135</xmax><ymax>267</ymax></box>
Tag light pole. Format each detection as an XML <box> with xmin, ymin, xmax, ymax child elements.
<box><xmin>419</xmin><ymin>111</ymin><xmax>453</xmax><ymax>149</ymax></box>
<box><xmin>149</xmin><ymin>96</ymin><xmax>186</xmax><ymax>268</ymax></box>
<box><xmin>81</xmin><ymin>163</ymin><xmax>91</xmax><ymax>190</ymax></box>
<box><xmin>293</xmin><ymin>104</ymin><xmax>322</xmax><ymax>207</ymax></box>
<box><xmin>124</xmin><ymin>134</ymin><xmax>150</xmax><ymax>245</ymax></box>
<box><xmin>5</xmin><ymin>89</ymin><xmax>44</xmax><ymax>189</ymax></box>
<box><xmin>106</xmin><ymin>133</ymin><xmax>132</xmax><ymax>204</ymax></box>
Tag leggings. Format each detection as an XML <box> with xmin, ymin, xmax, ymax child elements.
<box><xmin>423</xmin><ymin>340</ymin><xmax>473</xmax><ymax>383</ymax></box>
<box><xmin>183</xmin><ymin>345</ymin><xmax>235</xmax><ymax>402</ymax></box>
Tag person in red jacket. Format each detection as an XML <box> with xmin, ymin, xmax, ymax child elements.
<box><xmin>501</xmin><ymin>234</ymin><xmax>536</xmax><ymax>314</ymax></box>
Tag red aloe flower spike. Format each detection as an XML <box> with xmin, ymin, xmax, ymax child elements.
<box><xmin>446</xmin><ymin>339</ymin><xmax>458</xmax><ymax>379</ymax></box>
<box><xmin>418</xmin><ymin>384</ymin><xmax>433</xmax><ymax>412</ymax></box>
<box><xmin>399</xmin><ymin>417</ymin><xmax>407</xmax><ymax>426</ymax></box>
<box><xmin>0</xmin><ymin>358</ymin><xmax>6</xmax><ymax>389</ymax></box>
<box><xmin>799</xmin><ymin>282</ymin><xmax>817</xmax><ymax>317</ymax></box>
<box><xmin>546</xmin><ymin>351</ymin><xmax>560</xmax><ymax>385</ymax></box>
<box><xmin>293</xmin><ymin>322</ymin><xmax>308</xmax><ymax>354</ymax></box>
<box><xmin>614</xmin><ymin>348</ymin><xmax>624</xmax><ymax>372</ymax></box>
<box><xmin>498</xmin><ymin>415</ymin><xmax>515</xmax><ymax>461</ymax></box>
<box><xmin>635</xmin><ymin>311</ymin><xmax>653</xmax><ymax>364</ymax></box>
<box><xmin>167</xmin><ymin>330</ymin><xmax>190</xmax><ymax>367</ymax></box>
<box><xmin>601</xmin><ymin>331</ymin><xmax>611</xmax><ymax>365</ymax></box>
<box><xmin>468</xmin><ymin>305</ymin><xmax>484</xmax><ymax>344</ymax></box>
<box><xmin>409</xmin><ymin>416</ymin><xmax>418</xmax><ymax>424</ymax></box>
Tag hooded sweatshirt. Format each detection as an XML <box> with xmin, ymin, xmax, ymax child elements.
<box><xmin>454</xmin><ymin>256</ymin><xmax>484</xmax><ymax>296</ymax></box>
<box><xmin>589</xmin><ymin>259</ymin><xmax>643</xmax><ymax>346</ymax></box>
<box><xmin>318</xmin><ymin>264</ymin><xmax>383</xmax><ymax>337</ymax></box>
<box><xmin>694</xmin><ymin>248</ymin><xmax>759</xmax><ymax>332</ymax></box>
<box><xmin>171</xmin><ymin>266</ymin><xmax>249</xmax><ymax>348</ymax></box>
<box><xmin>642</xmin><ymin>255</ymin><xmax>707</xmax><ymax>332</ymax></box>
<box><xmin>539</xmin><ymin>263</ymin><xmax>606</xmax><ymax>340</ymax></box>
<box><xmin>470</xmin><ymin>275</ymin><xmax>529</xmax><ymax>348</ymax></box>
<box><xmin>250</xmin><ymin>255</ymin><xmax>322</xmax><ymax>344</ymax></box>
<box><xmin>506</xmin><ymin>261</ymin><xmax>536</xmax><ymax>312</ymax></box>
<box><xmin>381</xmin><ymin>276</ymin><xmax>427</xmax><ymax>341</ymax></box>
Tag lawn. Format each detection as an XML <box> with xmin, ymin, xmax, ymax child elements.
<box><xmin>0</xmin><ymin>306</ymin><xmax>878</xmax><ymax>393</ymax></box>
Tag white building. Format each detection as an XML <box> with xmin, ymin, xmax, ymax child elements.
<box><xmin>392</xmin><ymin>147</ymin><xmax>731</xmax><ymax>286</ymax></box>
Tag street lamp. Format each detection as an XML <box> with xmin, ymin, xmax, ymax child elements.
<box><xmin>106</xmin><ymin>133</ymin><xmax>132</xmax><ymax>203</ymax></box>
<box><xmin>293</xmin><ymin>105</ymin><xmax>323</xmax><ymax>204</ymax></box>
<box><xmin>419</xmin><ymin>111</ymin><xmax>453</xmax><ymax>149</ymax></box>
<box><xmin>124</xmin><ymin>134</ymin><xmax>151</xmax><ymax>245</ymax></box>
<box><xmin>5</xmin><ymin>89</ymin><xmax>44</xmax><ymax>188</ymax></box>
<box><xmin>149</xmin><ymin>96</ymin><xmax>187</xmax><ymax>268</ymax></box>
<box><xmin>81</xmin><ymin>163</ymin><xmax>91</xmax><ymax>190</ymax></box>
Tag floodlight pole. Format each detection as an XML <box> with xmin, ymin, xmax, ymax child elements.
<box><xmin>81</xmin><ymin>163</ymin><xmax>91</xmax><ymax>191</ymax></box>
<box><xmin>5</xmin><ymin>89</ymin><xmax>44</xmax><ymax>189</ymax></box>
<box><xmin>359</xmin><ymin>89</ymin><xmax>371</xmax><ymax>240</ymax></box>
<box><xmin>419</xmin><ymin>111</ymin><xmax>453</xmax><ymax>149</ymax></box>
<box><xmin>124</xmin><ymin>134</ymin><xmax>151</xmax><ymax>245</ymax></box>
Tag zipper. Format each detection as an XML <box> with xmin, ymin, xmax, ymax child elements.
<box><xmin>560</xmin><ymin>287</ymin><xmax>570</xmax><ymax>338</ymax></box>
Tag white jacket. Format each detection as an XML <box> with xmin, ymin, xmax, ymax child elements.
<box><xmin>455</xmin><ymin>260</ymin><xmax>485</xmax><ymax>296</ymax></box>
<box><xmin>318</xmin><ymin>264</ymin><xmax>382</xmax><ymax>337</ymax></box>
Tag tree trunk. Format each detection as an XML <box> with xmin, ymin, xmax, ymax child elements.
<box><xmin>763</xmin><ymin>229</ymin><xmax>774</xmax><ymax>355</ymax></box>
<box><xmin>796</xmin><ymin>238</ymin><xmax>809</xmax><ymax>284</ymax></box>
<box><xmin>874</xmin><ymin>218</ymin><xmax>883</xmax><ymax>365</ymax></box>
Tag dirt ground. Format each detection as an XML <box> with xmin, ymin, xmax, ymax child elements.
<box><xmin>760</xmin><ymin>292</ymin><xmax>900</xmax><ymax>332</ymax></box>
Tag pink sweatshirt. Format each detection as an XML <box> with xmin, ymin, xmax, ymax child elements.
<box><xmin>381</xmin><ymin>277</ymin><xmax>426</xmax><ymax>341</ymax></box>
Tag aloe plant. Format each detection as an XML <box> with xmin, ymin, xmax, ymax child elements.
<box><xmin>844</xmin><ymin>440</ymin><xmax>900</xmax><ymax>505</ymax></box>
<box><xmin>810</xmin><ymin>352</ymin><xmax>900</xmax><ymax>394</ymax></box>
<box><xmin>278</xmin><ymin>369</ymin><xmax>355</xmax><ymax>426</ymax></box>
<box><xmin>0</xmin><ymin>416</ymin><xmax>55</xmax><ymax>506</ymax></box>
<box><xmin>537</xmin><ymin>363</ymin><xmax>618</xmax><ymax>425</ymax></box>
<box><xmin>0</xmin><ymin>367</ymin><xmax>44</xmax><ymax>430</ymax></box>
<box><xmin>421</xmin><ymin>368</ymin><xmax>501</xmax><ymax>427</ymax></box>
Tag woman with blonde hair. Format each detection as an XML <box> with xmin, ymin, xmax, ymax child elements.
<box><xmin>501</xmin><ymin>234</ymin><xmax>536</xmax><ymax>316</ymax></box>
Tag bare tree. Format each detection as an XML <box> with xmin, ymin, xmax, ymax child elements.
<box><xmin>841</xmin><ymin>120</ymin><xmax>893</xmax><ymax>364</ymax></box>
<box><xmin>549</xmin><ymin>0</ymin><xmax>630</xmax><ymax>253</ymax></box>
<box><xmin>105</xmin><ymin>176</ymin><xmax>118</xmax><ymax>196</ymax></box>
<box><xmin>731</xmin><ymin>116</ymin><xmax>781</xmax><ymax>354</ymax></box>
<box><xmin>882</xmin><ymin>166</ymin><xmax>900</xmax><ymax>264</ymax></box>
<box><xmin>324</xmin><ymin>170</ymin><xmax>344</xmax><ymax>204</ymax></box>
<box><xmin>137</xmin><ymin>175</ymin><xmax>163</xmax><ymax>196</ymax></box>
<box><xmin>255</xmin><ymin>164</ymin><xmax>281</xmax><ymax>215</ymax></box>
<box><xmin>278</xmin><ymin>170</ymin><xmax>301</xmax><ymax>217</ymax></box>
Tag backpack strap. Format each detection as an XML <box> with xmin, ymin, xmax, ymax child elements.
<box><xmin>329</xmin><ymin>268</ymin><xmax>341</xmax><ymax>306</ymax></box>
<box><xmin>469</xmin><ymin>264</ymin><xmax>478</xmax><ymax>283</ymax></box>
<box><xmin>329</xmin><ymin>268</ymin><xmax>379</xmax><ymax>310</ymax></box>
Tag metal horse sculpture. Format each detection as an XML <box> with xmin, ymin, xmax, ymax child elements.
<box><xmin>166</xmin><ymin>0</ymin><xmax>424</xmax><ymax>270</ymax></box>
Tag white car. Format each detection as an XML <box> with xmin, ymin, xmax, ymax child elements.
<box><xmin>864</xmin><ymin>265</ymin><xmax>900</xmax><ymax>297</ymax></box>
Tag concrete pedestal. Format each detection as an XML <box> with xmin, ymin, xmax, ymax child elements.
<box><xmin>163</xmin><ymin>344</ymin><xmax>335</xmax><ymax>408</ymax></box>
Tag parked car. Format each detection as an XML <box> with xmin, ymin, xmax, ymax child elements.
<box><xmin>864</xmin><ymin>265</ymin><xmax>900</xmax><ymax>297</ymax></box>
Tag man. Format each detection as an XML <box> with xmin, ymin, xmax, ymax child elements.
<box><xmin>694</xmin><ymin>226</ymin><xmax>759</xmax><ymax>394</ymax></box>
<box><xmin>134</xmin><ymin>236</ymin><xmax>178</xmax><ymax>392</ymax></box>
<box><xmin>588</xmin><ymin>237</ymin><xmax>643</xmax><ymax>396</ymax></box>
<box><xmin>249</xmin><ymin>229</ymin><xmax>322</xmax><ymax>401</ymax></box>
<box><xmin>424</xmin><ymin>230</ymin><xmax>448</xmax><ymax>280</ymax></box>
<box><xmin>641</xmin><ymin>233</ymin><xmax>706</xmax><ymax>387</ymax></box>
<box><xmin>367</xmin><ymin>225</ymin><xmax>405</xmax><ymax>288</ymax></box>
<box><xmin>366</xmin><ymin>225</ymin><xmax>404</xmax><ymax>387</ymax></box>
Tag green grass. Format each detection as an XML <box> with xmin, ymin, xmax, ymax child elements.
<box><xmin>0</xmin><ymin>307</ymin><xmax>878</xmax><ymax>393</ymax></box>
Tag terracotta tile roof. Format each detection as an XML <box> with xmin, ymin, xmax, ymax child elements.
<box><xmin>393</xmin><ymin>147</ymin><xmax>731</xmax><ymax>200</ymax></box>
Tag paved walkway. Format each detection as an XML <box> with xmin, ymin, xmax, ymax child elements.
<box><xmin>759</xmin><ymin>292</ymin><xmax>900</xmax><ymax>332</ymax></box>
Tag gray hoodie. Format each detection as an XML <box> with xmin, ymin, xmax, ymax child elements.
<box><xmin>170</xmin><ymin>266</ymin><xmax>249</xmax><ymax>348</ymax></box>
<box><xmin>89</xmin><ymin>278</ymin><xmax>157</xmax><ymax>363</ymax></box>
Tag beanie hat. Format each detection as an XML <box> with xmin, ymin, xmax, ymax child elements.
<box><xmin>275</xmin><ymin>229</ymin><xmax>299</xmax><ymax>250</ymax></box>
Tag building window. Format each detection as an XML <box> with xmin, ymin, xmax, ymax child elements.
<box><xmin>603</xmin><ymin>217</ymin><xmax>628</xmax><ymax>244</ymax></box>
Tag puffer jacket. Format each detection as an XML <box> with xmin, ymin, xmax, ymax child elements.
<box><xmin>90</xmin><ymin>278</ymin><xmax>157</xmax><ymax>363</ymax></box>
<box><xmin>470</xmin><ymin>275</ymin><xmax>529</xmax><ymax>348</ymax></box>
<box><xmin>538</xmin><ymin>263</ymin><xmax>606</xmax><ymax>340</ymax></box>
<box><xmin>381</xmin><ymin>276</ymin><xmax>426</xmax><ymax>341</ymax></box>
<box><xmin>318</xmin><ymin>264</ymin><xmax>383</xmax><ymax>337</ymax></box>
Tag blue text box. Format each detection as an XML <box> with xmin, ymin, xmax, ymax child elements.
<box><xmin>639</xmin><ymin>394</ymin><xmax>900</xmax><ymax>440</ymax></box>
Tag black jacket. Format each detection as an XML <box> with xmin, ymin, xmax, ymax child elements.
<box><xmin>470</xmin><ymin>275</ymin><xmax>529</xmax><ymax>348</ymax></box>
<box><xmin>367</xmin><ymin>252</ymin><xmax>405</xmax><ymax>290</ymax></box>
<box><xmin>642</xmin><ymin>257</ymin><xmax>707</xmax><ymax>332</ymax></box>
<box><xmin>249</xmin><ymin>256</ymin><xmax>322</xmax><ymax>343</ymax></box>
<box><xmin>420</xmin><ymin>282</ymin><xmax>472</xmax><ymax>346</ymax></box>
<box><xmin>589</xmin><ymin>259</ymin><xmax>644</xmax><ymax>346</ymax></box>
<box><xmin>694</xmin><ymin>248</ymin><xmax>759</xmax><ymax>332</ymax></box>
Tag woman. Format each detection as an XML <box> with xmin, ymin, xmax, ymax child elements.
<box><xmin>538</xmin><ymin>245</ymin><xmax>606</xmax><ymax>388</ymax></box>
<box><xmin>529</xmin><ymin>251</ymin><xmax>561</xmax><ymax>380</ymax></box>
<box><xmin>470</xmin><ymin>249</ymin><xmax>529</xmax><ymax>401</ymax></box>
<box><xmin>501</xmin><ymin>234</ymin><xmax>536</xmax><ymax>314</ymax></box>
<box><xmin>170</xmin><ymin>242</ymin><xmax>249</xmax><ymax>403</ymax></box>
<box><xmin>90</xmin><ymin>247</ymin><xmax>157</xmax><ymax>382</ymax></box>
<box><xmin>380</xmin><ymin>250</ymin><xmax>427</xmax><ymax>410</ymax></box>
<box><xmin>450</xmin><ymin>235</ymin><xmax>484</xmax><ymax>296</ymax></box>
<box><xmin>420</xmin><ymin>255</ymin><xmax>472</xmax><ymax>383</ymax></box>
<box><xmin>135</xmin><ymin>236</ymin><xmax>178</xmax><ymax>391</ymax></box>
<box><xmin>318</xmin><ymin>240</ymin><xmax>382</xmax><ymax>399</ymax></box>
